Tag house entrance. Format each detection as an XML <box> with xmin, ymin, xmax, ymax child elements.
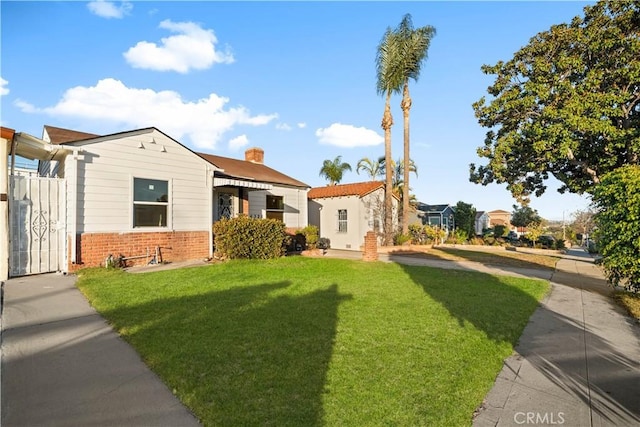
<box><xmin>8</xmin><ymin>176</ymin><xmax>66</xmax><ymax>276</ymax></box>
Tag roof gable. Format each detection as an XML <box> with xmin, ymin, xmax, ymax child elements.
<box><xmin>416</xmin><ymin>203</ymin><xmax>453</xmax><ymax>214</ymax></box>
<box><xmin>44</xmin><ymin>125</ymin><xmax>99</xmax><ymax>144</ymax></box>
<box><xmin>308</xmin><ymin>181</ymin><xmax>387</xmax><ymax>199</ymax></box>
<box><xmin>40</xmin><ymin>125</ymin><xmax>308</xmax><ymax>188</ymax></box>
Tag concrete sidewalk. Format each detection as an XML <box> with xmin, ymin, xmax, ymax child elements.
<box><xmin>1</xmin><ymin>273</ymin><xmax>200</xmax><ymax>427</ymax></box>
<box><xmin>474</xmin><ymin>248</ymin><xmax>640</xmax><ymax>426</ymax></box>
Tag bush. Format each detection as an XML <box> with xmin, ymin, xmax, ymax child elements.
<box><xmin>423</xmin><ymin>225</ymin><xmax>445</xmax><ymax>244</ymax></box>
<box><xmin>300</xmin><ymin>225</ymin><xmax>319</xmax><ymax>249</ymax></box>
<box><xmin>469</xmin><ymin>237</ymin><xmax>485</xmax><ymax>245</ymax></box>
<box><xmin>213</xmin><ymin>216</ymin><xmax>286</xmax><ymax>259</ymax></box>
<box><xmin>408</xmin><ymin>223</ymin><xmax>426</xmax><ymax>244</ymax></box>
<box><xmin>394</xmin><ymin>233</ymin><xmax>412</xmax><ymax>246</ymax></box>
<box><xmin>494</xmin><ymin>224</ymin><xmax>507</xmax><ymax>237</ymax></box>
<box><xmin>592</xmin><ymin>165</ymin><xmax>640</xmax><ymax>291</ymax></box>
<box><xmin>452</xmin><ymin>229</ymin><xmax>468</xmax><ymax>244</ymax></box>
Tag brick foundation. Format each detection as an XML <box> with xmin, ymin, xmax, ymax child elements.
<box><xmin>69</xmin><ymin>230</ymin><xmax>210</xmax><ymax>271</ymax></box>
<box><xmin>363</xmin><ymin>231</ymin><xmax>378</xmax><ymax>261</ymax></box>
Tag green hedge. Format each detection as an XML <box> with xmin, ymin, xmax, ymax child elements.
<box><xmin>213</xmin><ymin>216</ymin><xmax>286</xmax><ymax>259</ymax></box>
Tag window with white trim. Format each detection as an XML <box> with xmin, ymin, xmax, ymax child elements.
<box><xmin>133</xmin><ymin>178</ymin><xmax>168</xmax><ymax>227</ymax></box>
<box><xmin>338</xmin><ymin>209</ymin><xmax>348</xmax><ymax>233</ymax></box>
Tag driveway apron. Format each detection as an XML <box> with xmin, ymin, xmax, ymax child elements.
<box><xmin>1</xmin><ymin>273</ymin><xmax>200</xmax><ymax>427</ymax></box>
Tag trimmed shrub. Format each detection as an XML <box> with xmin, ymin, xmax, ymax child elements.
<box><xmin>300</xmin><ymin>225</ymin><xmax>319</xmax><ymax>249</ymax></box>
<box><xmin>213</xmin><ymin>216</ymin><xmax>286</xmax><ymax>259</ymax></box>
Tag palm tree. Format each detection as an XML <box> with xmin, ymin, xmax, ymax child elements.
<box><xmin>394</xmin><ymin>14</ymin><xmax>436</xmax><ymax>234</ymax></box>
<box><xmin>319</xmin><ymin>156</ymin><xmax>352</xmax><ymax>185</ymax></box>
<box><xmin>356</xmin><ymin>157</ymin><xmax>383</xmax><ymax>181</ymax></box>
<box><xmin>376</xmin><ymin>27</ymin><xmax>403</xmax><ymax>244</ymax></box>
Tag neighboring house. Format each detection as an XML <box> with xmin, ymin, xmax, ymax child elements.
<box><xmin>2</xmin><ymin>124</ymin><xmax>308</xmax><ymax>277</ymax></box>
<box><xmin>411</xmin><ymin>203</ymin><xmax>456</xmax><ymax>232</ymax></box>
<box><xmin>487</xmin><ymin>209</ymin><xmax>512</xmax><ymax>229</ymax></box>
<box><xmin>475</xmin><ymin>211</ymin><xmax>490</xmax><ymax>236</ymax></box>
<box><xmin>308</xmin><ymin>181</ymin><xmax>398</xmax><ymax>250</ymax></box>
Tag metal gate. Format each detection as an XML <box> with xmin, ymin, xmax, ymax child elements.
<box><xmin>9</xmin><ymin>176</ymin><xmax>66</xmax><ymax>276</ymax></box>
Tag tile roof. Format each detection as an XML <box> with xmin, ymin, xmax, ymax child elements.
<box><xmin>44</xmin><ymin>125</ymin><xmax>99</xmax><ymax>144</ymax></box>
<box><xmin>308</xmin><ymin>181</ymin><xmax>385</xmax><ymax>199</ymax></box>
<box><xmin>197</xmin><ymin>152</ymin><xmax>309</xmax><ymax>188</ymax></box>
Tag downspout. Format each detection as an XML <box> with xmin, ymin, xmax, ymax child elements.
<box><xmin>70</xmin><ymin>149</ymin><xmax>79</xmax><ymax>264</ymax></box>
<box><xmin>208</xmin><ymin>168</ymin><xmax>214</xmax><ymax>258</ymax></box>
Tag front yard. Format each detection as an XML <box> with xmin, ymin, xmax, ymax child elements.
<box><xmin>77</xmin><ymin>257</ymin><xmax>549</xmax><ymax>426</ymax></box>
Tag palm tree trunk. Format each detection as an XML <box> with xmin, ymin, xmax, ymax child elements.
<box><xmin>382</xmin><ymin>92</ymin><xmax>394</xmax><ymax>245</ymax></box>
<box><xmin>401</xmin><ymin>82</ymin><xmax>412</xmax><ymax>235</ymax></box>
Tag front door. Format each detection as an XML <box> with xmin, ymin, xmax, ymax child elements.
<box><xmin>218</xmin><ymin>193</ymin><xmax>233</xmax><ymax>220</ymax></box>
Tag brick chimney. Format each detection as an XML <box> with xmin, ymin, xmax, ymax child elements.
<box><xmin>245</xmin><ymin>147</ymin><xmax>264</xmax><ymax>164</ymax></box>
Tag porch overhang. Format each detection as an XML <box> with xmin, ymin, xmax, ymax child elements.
<box><xmin>213</xmin><ymin>177</ymin><xmax>273</xmax><ymax>190</ymax></box>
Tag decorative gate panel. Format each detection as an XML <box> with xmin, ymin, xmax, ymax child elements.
<box><xmin>9</xmin><ymin>176</ymin><xmax>66</xmax><ymax>276</ymax></box>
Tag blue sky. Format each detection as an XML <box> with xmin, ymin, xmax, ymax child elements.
<box><xmin>1</xmin><ymin>1</ymin><xmax>594</xmax><ymax>220</ymax></box>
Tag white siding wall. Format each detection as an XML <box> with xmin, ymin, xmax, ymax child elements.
<box><xmin>249</xmin><ymin>186</ymin><xmax>308</xmax><ymax>229</ymax></box>
<box><xmin>311</xmin><ymin>189</ymin><xmax>390</xmax><ymax>250</ymax></box>
<box><xmin>64</xmin><ymin>130</ymin><xmax>211</xmax><ymax>233</ymax></box>
<box><xmin>313</xmin><ymin>195</ymin><xmax>363</xmax><ymax>250</ymax></box>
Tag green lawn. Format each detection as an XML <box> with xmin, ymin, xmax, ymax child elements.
<box><xmin>77</xmin><ymin>257</ymin><xmax>549</xmax><ymax>426</ymax></box>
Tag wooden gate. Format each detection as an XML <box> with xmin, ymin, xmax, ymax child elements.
<box><xmin>9</xmin><ymin>176</ymin><xmax>66</xmax><ymax>276</ymax></box>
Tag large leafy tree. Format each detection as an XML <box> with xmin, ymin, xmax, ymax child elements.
<box><xmin>394</xmin><ymin>15</ymin><xmax>436</xmax><ymax>235</ymax></box>
<box><xmin>376</xmin><ymin>27</ymin><xmax>402</xmax><ymax>244</ymax></box>
<box><xmin>511</xmin><ymin>204</ymin><xmax>542</xmax><ymax>229</ymax></box>
<box><xmin>453</xmin><ymin>201</ymin><xmax>476</xmax><ymax>239</ymax></box>
<box><xmin>592</xmin><ymin>165</ymin><xmax>640</xmax><ymax>291</ymax></box>
<box><xmin>319</xmin><ymin>156</ymin><xmax>352</xmax><ymax>186</ymax></box>
<box><xmin>470</xmin><ymin>0</ymin><xmax>640</xmax><ymax>203</ymax></box>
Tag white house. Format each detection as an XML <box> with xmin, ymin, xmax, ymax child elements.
<box><xmin>475</xmin><ymin>211</ymin><xmax>490</xmax><ymax>236</ymax></box>
<box><xmin>2</xmin><ymin>125</ymin><xmax>308</xmax><ymax>278</ymax></box>
<box><xmin>308</xmin><ymin>181</ymin><xmax>398</xmax><ymax>250</ymax></box>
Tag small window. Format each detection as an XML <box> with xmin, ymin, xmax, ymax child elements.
<box><xmin>266</xmin><ymin>195</ymin><xmax>284</xmax><ymax>222</ymax></box>
<box><xmin>133</xmin><ymin>178</ymin><xmax>168</xmax><ymax>227</ymax></box>
<box><xmin>338</xmin><ymin>209</ymin><xmax>347</xmax><ymax>233</ymax></box>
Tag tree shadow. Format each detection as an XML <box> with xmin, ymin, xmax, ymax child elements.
<box><xmin>99</xmin><ymin>280</ymin><xmax>352</xmax><ymax>426</ymax></box>
<box><xmin>387</xmin><ymin>246</ymin><xmax>560</xmax><ymax>272</ymax></box>
<box><xmin>397</xmin><ymin>263</ymin><xmax>544</xmax><ymax>344</ymax></box>
<box><xmin>395</xmin><ymin>262</ymin><xmax>640</xmax><ymax>425</ymax></box>
<box><xmin>493</xmin><ymin>300</ymin><xmax>640</xmax><ymax>425</ymax></box>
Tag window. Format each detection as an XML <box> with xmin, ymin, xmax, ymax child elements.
<box><xmin>133</xmin><ymin>178</ymin><xmax>168</xmax><ymax>227</ymax></box>
<box><xmin>266</xmin><ymin>195</ymin><xmax>284</xmax><ymax>221</ymax></box>
<box><xmin>338</xmin><ymin>209</ymin><xmax>347</xmax><ymax>233</ymax></box>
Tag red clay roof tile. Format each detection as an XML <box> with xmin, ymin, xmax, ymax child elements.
<box><xmin>308</xmin><ymin>181</ymin><xmax>385</xmax><ymax>199</ymax></box>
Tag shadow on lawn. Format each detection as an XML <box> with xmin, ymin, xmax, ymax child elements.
<box><xmin>388</xmin><ymin>246</ymin><xmax>559</xmax><ymax>271</ymax></box>
<box><xmin>398</xmin><ymin>264</ymin><xmax>640</xmax><ymax>425</ymax></box>
<box><xmin>103</xmin><ymin>280</ymin><xmax>351</xmax><ymax>426</ymax></box>
<box><xmin>398</xmin><ymin>264</ymin><xmax>543</xmax><ymax>344</ymax></box>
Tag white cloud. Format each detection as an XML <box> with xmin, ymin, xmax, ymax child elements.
<box><xmin>0</xmin><ymin>77</ymin><xmax>9</xmax><ymax>96</ymax></box>
<box><xmin>276</xmin><ymin>123</ymin><xmax>292</xmax><ymax>131</ymax></box>
<box><xmin>228</xmin><ymin>135</ymin><xmax>249</xmax><ymax>151</ymax></box>
<box><xmin>315</xmin><ymin>123</ymin><xmax>383</xmax><ymax>148</ymax></box>
<box><xmin>87</xmin><ymin>1</ymin><xmax>132</xmax><ymax>19</ymax></box>
<box><xmin>124</xmin><ymin>20</ymin><xmax>234</xmax><ymax>73</ymax></box>
<box><xmin>16</xmin><ymin>78</ymin><xmax>277</xmax><ymax>149</ymax></box>
<box><xmin>297</xmin><ymin>122</ymin><xmax>307</xmax><ymax>129</ymax></box>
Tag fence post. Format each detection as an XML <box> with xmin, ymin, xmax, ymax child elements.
<box><xmin>363</xmin><ymin>231</ymin><xmax>378</xmax><ymax>262</ymax></box>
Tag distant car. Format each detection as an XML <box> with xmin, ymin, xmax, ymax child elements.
<box><xmin>506</xmin><ymin>231</ymin><xmax>518</xmax><ymax>242</ymax></box>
